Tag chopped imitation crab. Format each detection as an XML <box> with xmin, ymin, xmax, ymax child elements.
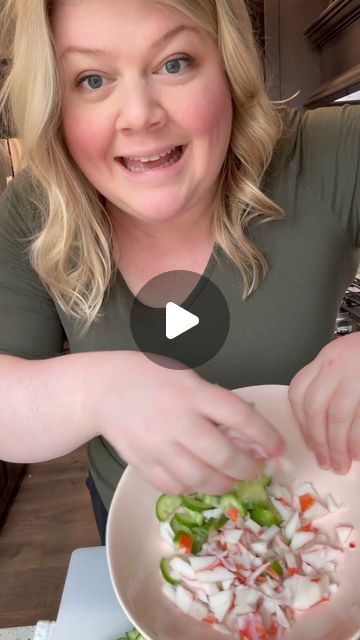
<box><xmin>156</xmin><ymin>479</ymin><xmax>354</xmax><ymax>639</ymax></box>
<box><xmin>336</xmin><ymin>525</ymin><xmax>353</xmax><ymax>546</ymax></box>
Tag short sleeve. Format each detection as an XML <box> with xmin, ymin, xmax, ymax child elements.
<box><xmin>0</xmin><ymin>169</ymin><xmax>66</xmax><ymax>359</ymax></box>
<box><xmin>287</xmin><ymin>104</ymin><xmax>360</xmax><ymax>247</ymax></box>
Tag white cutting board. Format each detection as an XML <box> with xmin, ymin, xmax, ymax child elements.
<box><xmin>52</xmin><ymin>547</ymin><xmax>133</xmax><ymax>640</ymax></box>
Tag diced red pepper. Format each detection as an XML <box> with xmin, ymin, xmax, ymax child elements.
<box><xmin>288</xmin><ymin>567</ymin><xmax>299</xmax><ymax>576</ymax></box>
<box><xmin>177</xmin><ymin>532</ymin><xmax>193</xmax><ymax>555</ymax></box>
<box><xmin>299</xmin><ymin>493</ymin><xmax>316</xmax><ymax>512</ymax></box>
<box><xmin>227</xmin><ymin>507</ymin><xmax>240</xmax><ymax>523</ymax></box>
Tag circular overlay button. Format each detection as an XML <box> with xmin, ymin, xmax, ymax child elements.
<box><xmin>130</xmin><ymin>270</ymin><xmax>230</xmax><ymax>370</ymax></box>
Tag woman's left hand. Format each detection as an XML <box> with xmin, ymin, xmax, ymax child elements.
<box><xmin>288</xmin><ymin>332</ymin><xmax>360</xmax><ymax>474</ymax></box>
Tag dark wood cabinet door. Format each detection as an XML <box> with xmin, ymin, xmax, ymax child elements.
<box><xmin>0</xmin><ymin>461</ymin><xmax>26</xmax><ymax>525</ymax></box>
<box><xmin>0</xmin><ymin>461</ymin><xmax>7</xmax><ymax>497</ymax></box>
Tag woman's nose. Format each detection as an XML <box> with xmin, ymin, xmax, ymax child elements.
<box><xmin>115</xmin><ymin>82</ymin><xmax>166</xmax><ymax>133</ymax></box>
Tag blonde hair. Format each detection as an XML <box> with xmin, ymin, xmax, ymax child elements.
<box><xmin>0</xmin><ymin>0</ymin><xmax>284</xmax><ymax>336</ymax></box>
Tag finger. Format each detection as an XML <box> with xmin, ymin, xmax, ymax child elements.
<box><xmin>145</xmin><ymin>463</ymin><xmax>188</xmax><ymax>495</ymax></box>
<box><xmin>327</xmin><ymin>384</ymin><xmax>355</xmax><ymax>474</ymax></box>
<box><xmin>198</xmin><ymin>384</ymin><xmax>286</xmax><ymax>457</ymax></box>
<box><xmin>162</xmin><ymin>444</ymin><xmax>243</xmax><ymax>495</ymax></box>
<box><xmin>177</xmin><ymin>416</ymin><xmax>263</xmax><ymax>480</ymax></box>
<box><xmin>288</xmin><ymin>359</ymin><xmax>320</xmax><ymax>447</ymax></box>
<box><xmin>301</xmin><ymin>366</ymin><xmax>338</xmax><ymax>469</ymax></box>
<box><xmin>348</xmin><ymin>403</ymin><xmax>360</xmax><ymax>461</ymax></box>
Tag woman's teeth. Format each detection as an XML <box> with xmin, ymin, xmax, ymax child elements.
<box><xmin>120</xmin><ymin>145</ymin><xmax>184</xmax><ymax>173</ymax></box>
<box><xmin>128</xmin><ymin>146</ymin><xmax>179</xmax><ymax>162</ymax></box>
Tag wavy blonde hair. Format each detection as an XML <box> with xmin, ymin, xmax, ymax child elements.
<box><xmin>0</xmin><ymin>0</ymin><xmax>284</xmax><ymax>336</ymax></box>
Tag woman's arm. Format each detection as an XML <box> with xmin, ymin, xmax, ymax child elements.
<box><xmin>0</xmin><ymin>352</ymin><xmax>100</xmax><ymax>462</ymax></box>
<box><xmin>0</xmin><ymin>350</ymin><xmax>285</xmax><ymax>495</ymax></box>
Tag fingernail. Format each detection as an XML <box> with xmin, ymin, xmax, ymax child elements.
<box><xmin>332</xmin><ymin>462</ymin><xmax>346</xmax><ymax>474</ymax></box>
<box><xmin>232</xmin><ymin>439</ymin><xmax>268</xmax><ymax>459</ymax></box>
<box><xmin>316</xmin><ymin>454</ymin><xmax>331</xmax><ymax>470</ymax></box>
<box><xmin>247</xmin><ymin>444</ymin><xmax>269</xmax><ymax>459</ymax></box>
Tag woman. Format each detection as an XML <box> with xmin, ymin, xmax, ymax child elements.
<box><xmin>0</xmin><ymin>0</ymin><xmax>359</xmax><ymax>545</ymax></box>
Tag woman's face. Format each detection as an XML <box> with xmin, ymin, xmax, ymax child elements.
<box><xmin>52</xmin><ymin>0</ymin><xmax>233</xmax><ymax>227</ymax></box>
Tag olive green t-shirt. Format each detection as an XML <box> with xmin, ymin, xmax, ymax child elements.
<box><xmin>0</xmin><ymin>105</ymin><xmax>359</xmax><ymax>510</ymax></box>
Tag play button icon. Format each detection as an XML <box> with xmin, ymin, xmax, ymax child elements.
<box><xmin>130</xmin><ymin>270</ymin><xmax>230</xmax><ymax>370</ymax></box>
<box><xmin>166</xmin><ymin>303</ymin><xmax>199</xmax><ymax>339</ymax></box>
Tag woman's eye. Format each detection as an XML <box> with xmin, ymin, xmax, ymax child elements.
<box><xmin>75</xmin><ymin>56</ymin><xmax>194</xmax><ymax>90</ymax></box>
<box><xmin>75</xmin><ymin>74</ymin><xmax>105</xmax><ymax>91</ymax></box>
<box><xmin>161</xmin><ymin>56</ymin><xmax>194</xmax><ymax>75</ymax></box>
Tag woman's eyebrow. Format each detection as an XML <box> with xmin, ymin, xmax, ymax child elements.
<box><xmin>60</xmin><ymin>24</ymin><xmax>201</xmax><ymax>60</ymax></box>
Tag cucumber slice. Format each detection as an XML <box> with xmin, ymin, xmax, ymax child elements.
<box><xmin>250</xmin><ymin>506</ymin><xmax>281</xmax><ymax>527</ymax></box>
<box><xmin>119</xmin><ymin>631</ymin><xmax>143</xmax><ymax>640</ymax></box>
<box><xmin>170</xmin><ymin>515</ymin><xmax>194</xmax><ymax>537</ymax></box>
<box><xmin>176</xmin><ymin>508</ymin><xmax>204</xmax><ymax>528</ymax></box>
<box><xmin>234</xmin><ymin>479</ymin><xmax>270</xmax><ymax>509</ymax></box>
<box><xmin>160</xmin><ymin>557</ymin><xmax>180</xmax><ymax>585</ymax></box>
<box><xmin>270</xmin><ymin>560</ymin><xmax>283</xmax><ymax>576</ymax></box>
<box><xmin>155</xmin><ymin>494</ymin><xmax>182</xmax><ymax>521</ymax></box>
<box><xmin>191</xmin><ymin>526</ymin><xmax>210</xmax><ymax>554</ymax></box>
<box><xmin>211</xmin><ymin>513</ymin><xmax>229</xmax><ymax>531</ymax></box>
<box><xmin>204</xmin><ymin>513</ymin><xmax>229</xmax><ymax>536</ymax></box>
<box><xmin>219</xmin><ymin>493</ymin><xmax>247</xmax><ymax>516</ymax></box>
<box><xmin>194</xmin><ymin>493</ymin><xmax>220</xmax><ymax>507</ymax></box>
<box><xmin>181</xmin><ymin>495</ymin><xmax>210</xmax><ymax>512</ymax></box>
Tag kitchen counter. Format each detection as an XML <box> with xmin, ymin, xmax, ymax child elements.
<box><xmin>0</xmin><ymin>628</ymin><xmax>35</xmax><ymax>640</ymax></box>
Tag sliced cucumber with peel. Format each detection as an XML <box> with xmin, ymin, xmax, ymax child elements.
<box><xmin>219</xmin><ymin>492</ymin><xmax>247</xmax><ymax>516</ymax></box>
<box><xmin>175</xmin><ymin>508</ymin><xmax>204</xmax><ymax>528</ymax></box>
<box><xmin>233</xmin><ymin>478</ymin><xmax>271</xmax><ymax>509</ymax></box>
<box><xmin>160</xmin><ymin>557</ymin><xmax>180</xmax><ymax>585</ymax></box>
<box><xmin>170</xmin><ymin>514</ymin><xmax>194</xmax><ymax>537</ymax></box>
<box><xmin>250</xmin><ymin>506</ymin><xmax>281</xmax><ymax>527</ymax></box>
<box><xmin>155</xmin><ymin>494</ymin><xmax>182</xmax><ymax>521</ymax></box>
<box><xmin>181</xmin><ymin>495</ymin><xmax>212</xmax><ymax>512</ymax></box>
<box><xmin>117</xmin><ymin>630</ymin><xmax>145</xmax><ymax>640</ymax></box>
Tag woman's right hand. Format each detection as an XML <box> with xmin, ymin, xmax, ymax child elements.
<box><xmin>91</xmin><ymin>351</ymin><xmax>286</xmax><ymax>495</ymax></box>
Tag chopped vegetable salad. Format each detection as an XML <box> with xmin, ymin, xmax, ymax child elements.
<box><xmin>155</xmin><ymin>475</ymin><xmax>355</xmax><ymax>639</ymax></box>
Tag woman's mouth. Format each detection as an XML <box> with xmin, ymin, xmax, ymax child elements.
<box><xmin>117</xmin><ymin>145</ymin><xmax>185</xmax><ymax>173</ymax></box>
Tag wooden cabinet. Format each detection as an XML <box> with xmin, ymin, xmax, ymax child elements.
<box><xmin>263</xmin><ymin>0</ymin><xmax>329</xmax><ymax>109</ymax></box>
<box><xmin>262</xmin><ymin>0</ymin><xmax>360</xmax><ymax>109</ymax></box>
<box><xmin>304</xmin><ymin>0</ymin><xmax>360</xmax><ymax>107</ymax></box>
<box><xmin>0</xmin><ymin>461</ymin><xmax>26</xmax><ymax>525</ymax></box>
